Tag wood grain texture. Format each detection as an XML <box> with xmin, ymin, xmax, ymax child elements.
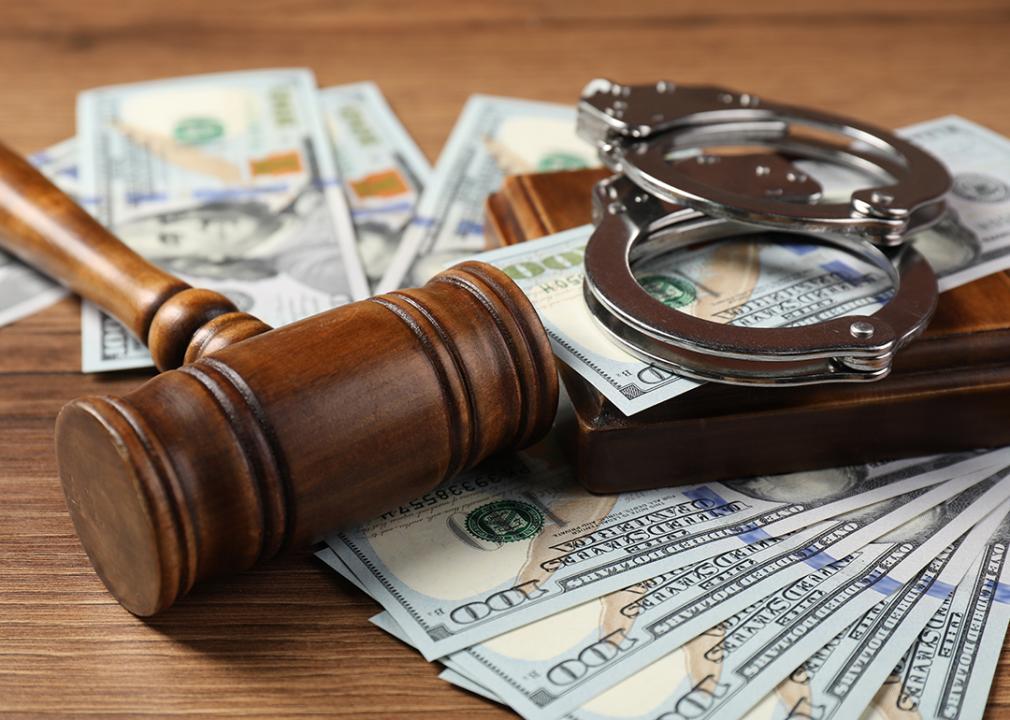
<box><xmin>1</xmin><ymin>1</ymin><xmax>1009</xmax><ymax>717</ymax></box>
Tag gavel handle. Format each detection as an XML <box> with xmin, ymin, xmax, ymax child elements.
<box><xmin>0</xmin><ymin>143</ymin><xmax>561</xmax><ymax>616</ymax></box>
<box><xmin>0</xmin><ymin>141</ymin><xmax>270</xmax><ymax>369</ymax></box>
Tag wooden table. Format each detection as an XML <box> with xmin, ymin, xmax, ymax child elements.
<box><xmin>2</xmin><ymin>1</ymin><xmax>1010</xmax><ymax>717</ymax></box>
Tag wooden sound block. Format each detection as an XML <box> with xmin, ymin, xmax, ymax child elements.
<box><xmin>486</xmin><ymin>168</ymin><xmax>1010</xmax><ymax>491</ymax></box>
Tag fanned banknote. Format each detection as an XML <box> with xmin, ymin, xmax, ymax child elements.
<box><xmin>804</xmin><ymin>116</ymin><xmax>1010</xmax><ymax>293</ymax></box>
<box><xmin>612</xmin><ymin>468</ymin><xmax>1010</xmax><ymax>720</ymax></box>
<box><xmin>865</xmin><ymin>507</ymin><xmax>1010</xmax><ymax>720</ymax></box>
<box><xmin>474</xmin><ymin>116</ymin><xmax>1010</xmax><ymax>416</ymax></box>
<box><xmin>443</xmin><ymin>459</ymin><xmax>1008</xmax><ymax>720</ymax></box>
<box><xmin>326</xmin><ymin>430</ymin><xmax>997</xmax><ymax>660</ymax></box>
<box><xmin>473</xmin><ymin>470</ymin><xmax>1010</xmax><ymax>720</ymax></box>
<box><xmin>376</xmin><ymin>95</ymin><xmax>598</xmax><ymax>293</ymax></box>
<box><xmin>319</xmin><ymin>81</ymin><xmax>431</xmax><ymax>290</ymax></box>
<box><xmin>327</xmin><ymin>442</ymin><xmax>786</xmax><ymax>659</ymax></box>
<box><xmin>323</xmin><ymin>457</ymin><xmax>1010</xmax><ymax>720</ymax></box>
<box><xmin>77</xmin><ymin>68</ymin><xmax>369</xmax><ymax>372</ymax></box>
<box><xmin>754</xmin><ymin>495</ymin><xmax>1010</xmax><ymax>720</ymax></box>
<box><xmin>0</xmin><ymin>139</ymin><xmax>78</xmax><ymax>328</ymax></box>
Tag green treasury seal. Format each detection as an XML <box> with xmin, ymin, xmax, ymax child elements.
<box><xmin>465</xmin><ymin>500</ymin><xmax>544</xmax><ymax>543</ymax></box>
<box><xmin>638</xmin><ymin>274</ymin><xmax>697</xmax><ymax>309</ymax></box>
<box><xmin>537</xmin><ymin>152</ymin><xmax>589</xmax><ymax>172</ymax></box>
<box><xmin>173</xmin><ymin>116</ymin><xmax>225</xmax><ymax>145</ymax></box>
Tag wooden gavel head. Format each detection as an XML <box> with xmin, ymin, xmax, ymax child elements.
<box><xmin>0</xmin><ymin>141</ymin><xmax>558</xmax><ymax>615</ymax></box>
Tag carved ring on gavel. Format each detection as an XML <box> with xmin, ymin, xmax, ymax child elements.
<box><xmin>0</xmin><ymin>141</ymin><xmax>558</xmax><ymax>616</ymax></box>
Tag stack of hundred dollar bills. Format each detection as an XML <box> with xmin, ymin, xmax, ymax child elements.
<box><xmin>4</xmin><ymin>68</ymin><xmax>1010</xmax><ymax>718</ymax></box>
<box><xmin>323</xmin><ymin>443</ymin><xmax>1010</xmax><ymax>720</ymax></box>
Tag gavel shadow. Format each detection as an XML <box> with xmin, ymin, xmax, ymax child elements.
<box><xmin>139</xmin><ymin>549</ymin><xmax>385</xmax><ymax>675</ymax></box>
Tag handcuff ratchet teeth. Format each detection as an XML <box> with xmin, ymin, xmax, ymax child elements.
<box><xmin>576</xmin><ymin>80</ymin><xmax>951</xmax><ymax>387</ymax></box>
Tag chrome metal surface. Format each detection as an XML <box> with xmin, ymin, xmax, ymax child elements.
<box><xmin>583</xmin><ymin>175</ymin><xmax>939</xmax><ymax>386</ymax></box>
<box><xmin>578</xmin><ymin>79</ymin><xmax>953</xmax><ymax>246</ymax></box>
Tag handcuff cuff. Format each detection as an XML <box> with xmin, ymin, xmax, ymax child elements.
<box><xmin>577</xmin><ymin>79</ymin><xmax>953</xmax><ymax>386</ymax></box>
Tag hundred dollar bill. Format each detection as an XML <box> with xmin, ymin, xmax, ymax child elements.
<box><xmin>326</xmin><ymin>438</ymin><xmax>993</xmax><ymax>660</ymax></box>
<box><xmin>444</xmin><ymin>456</ymin><xmax>1007</xmax><ymax>720</ymax></box>
<box><xmin>802</xmin><ymin>116</ymin><xmax>1010</xmax><ymax>292</ymax></box>
<box><xmin>478</xmin><ymin>224</ymin><xmax>895</xmax><ymax>415</ymax></box>
<box><xmin>378</xmin><ymin>468</ymin><xmax>1010</xmax><ymax>720</ymax></box>
<box><xmin>866</xmin><ymin>506</ymin><xmax>1010</xmax><ymax>720</ymax></box>
<box><xmin>864</xmin><ymin>596</ymin><xmax>959</xmax><ymax>720</ymax></box>
<box><xmin>77</xmin><ymin>68</ymin><xmax>368</xmax><ymax>372</ymax></box>
<box><xmin>498</xmin><ymin>552</ymin><xmax>867</xmax><ymax>720</ymax></box>
<box><xmin>476</xmin><ymin>116</ymin><xmax>1010</xmax><ymax>416</ymax></box>
<box><xmin>319</xmin><ymin>82</ymin><xmax>431</xmax><ymax>290</ymax></box>
<box><xmin>634</xmin><ymin>467</ymin><xmax>1010</xmax><ymax>720</ymax></box>
<box><xmin>28</xmin><ymin>138</ymin><xmax>80</xmax><ymax>199</ymax></box>
<box><xmin>0</xmin><ymin>139</ymin><xmax>79</xmax><ymax>328</ymax></box>
<box><xmin>502</xmin><ymin>469</ymin><xmax>1010</xmax><ymax>720</ymax></box>
<box><xmin>753</xmin><ymin>495</ymin><xmax>1010</xmax><ymax>720</ymax></box>
<box><xmin>376</xmin><ymin>95</ymin><xmax>598</xmax><ymax>293</ymax></box>
<box><xmin>325</xmin><ymin>461</ymin><xmax>1009</xmax><ymax>719</ymax></box>
<box><xmin>909</xmin><ymin>117</ymin><xmax>1010</xmax><ymax>290</ymax></box>
<box><xmin>327</xmin><ymin>447</ymin><xmax>780</xmax><ymax>660</ymax></box>
<box><xmin>577</xmin><ymin>554</ymin><xmax>876</xmax><ymax>720</ymax></box>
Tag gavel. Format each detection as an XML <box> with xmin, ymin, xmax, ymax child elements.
<box><xmin>0</xmin><ymin>143</ymin><xmax>559</xmax><ymax>616</ymax></box>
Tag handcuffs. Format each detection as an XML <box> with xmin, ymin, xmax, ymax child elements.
<box><xmin>577</xmin><ymin>79</ymin><xmax>953</xmax><ymax>385</ymax></box>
